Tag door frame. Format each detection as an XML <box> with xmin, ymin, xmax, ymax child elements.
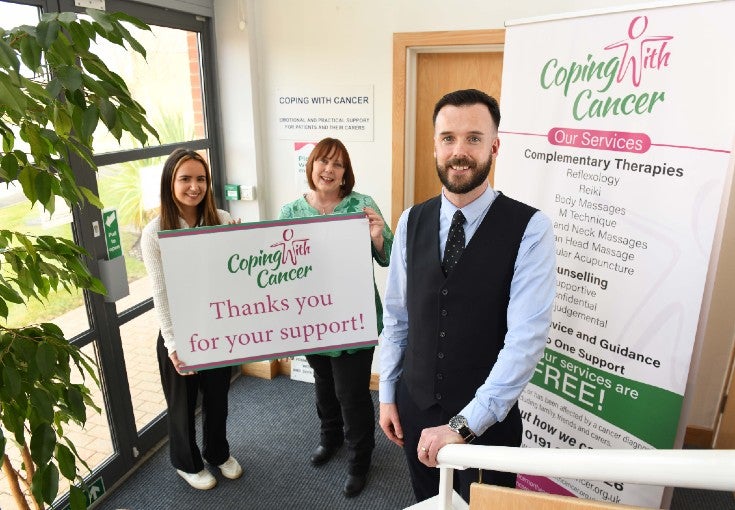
<box><xmin>391</xmin><ymin>29</ymin><xmax>505</xmax><ymax>228</ymax></box>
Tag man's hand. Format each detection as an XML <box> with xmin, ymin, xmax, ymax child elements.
<box><xmin>416</xmin><ymin>425</ymin><xmax>465</xmax><ymax>467</ymax></box>
<box><xmin>379</xmin><ymin>403</ymin><xmax>404</xmax><ymax>447</ymax></box>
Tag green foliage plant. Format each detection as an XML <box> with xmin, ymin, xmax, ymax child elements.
<box><xmin>0</xmin><ymin>9</ymin><xmax>157</xmax><ymax>509</ymax></box>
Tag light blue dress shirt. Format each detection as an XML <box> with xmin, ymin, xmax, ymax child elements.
<box><xmin>379</xmin><ymin>184</ymin><xmax>556</xmax><ymax>436</ymax></box>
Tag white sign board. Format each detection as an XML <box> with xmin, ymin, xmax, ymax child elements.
<box><xmin>276</xmin><ymin>84</ymin><xmax>374</xmax><ymax>141</ymax></box>
<box><xmin>158</xmin><ymin>214</ymin><xmax>378</xmax><ymax>370</ymax></box>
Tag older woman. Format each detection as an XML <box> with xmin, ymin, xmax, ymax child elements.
<box><xmin>279</xmin><ymin>137</ymin><xmax>393</xmax><ymax>498</ymax></box>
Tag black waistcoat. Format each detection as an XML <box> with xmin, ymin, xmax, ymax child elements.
<box><xmin>404</xmin><ymin>192</ymin><xmax>536</xmax><ymax>414</ymax></box>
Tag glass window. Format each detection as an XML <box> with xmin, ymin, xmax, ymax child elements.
<box><xmin>118</xmin><ymin>309</ymin><xmax>167</xmax><ymax>430</ymax></box>
<box><xmin>1</xmin><ymin>2</ymin><xmax>90</xmax><ymax>337</ymax></box>
<box><xmin>1</xmin><ymin>1</ymin><xmax>223</xmax><ymax>506</ymax></box>
<box><xmin>97</xmin><ymin>156</ymin><xmax>166</xmax><ymax>286</ymax></box>
<box><xmin>90</xmin><ymin>25</ymin><xmax>206</xmax><ymax>153</ymax></box>
<box><xmin>53</xmin><ymin>342</ymin><xmax>112</xmax><ymax>507</ymax></box>
<box><xmin>0</xmin><ymin>2</ymin><xmax>39</xmax><ymax>26</ymax></box>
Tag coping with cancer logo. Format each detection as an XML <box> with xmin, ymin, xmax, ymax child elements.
<box><xmin>227</xmin><ymin>228</ymin><xmax>314</xmax><ymax>288</ymax></box>
<box><xmin>539</xmin><ymin>16</ymin><xmax>673</xmax><ymax>120</ymax></box>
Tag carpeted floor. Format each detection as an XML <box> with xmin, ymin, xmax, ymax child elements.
<box><xmin>94</xmin><ymin>375</ymin><xmax>415</xmax><ymax>510</ymax></box>
<box><xmin>93</xmin><ymin>375</ymin><xmax>735</xmax><ymax>510</ymax></box>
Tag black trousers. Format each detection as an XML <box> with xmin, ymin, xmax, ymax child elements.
<box><xmin>396</xmin><ymin>379</ymin><xmax>520</xmax><ymax>503</ymax></box>
<box><xmin>156</xmin><ymin>332</ymin><xmax>232</xmax><ymax>473</ymax></box>
<box><xmin>306</xmin><ymin>348</ymin><xmax>375</xmax><ymax>476</ymax></box>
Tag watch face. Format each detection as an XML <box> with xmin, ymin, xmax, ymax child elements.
<box><xmin>449</xmin><ymin>415</ymin><xmax>467</xmax><ymax>431</ymax></box>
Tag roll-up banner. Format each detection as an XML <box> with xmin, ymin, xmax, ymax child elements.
<box><xmin>495</xmin><ymin>1</ymin><xmax>735</xmax><ymax>506</ymax></box>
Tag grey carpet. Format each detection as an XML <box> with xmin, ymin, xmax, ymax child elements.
<box><xmin>94</xmin><ymin>375</ymin><xmax>415</xmax><ymax>510</ymax></box>
<box><xmin>94</xmin><ymin>375</ymin><xmax>735</xmax><ymax>510</ymax></box>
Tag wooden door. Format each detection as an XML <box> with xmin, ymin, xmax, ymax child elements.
<box><xmin>413</xmin><ymin>52</ymin><xmax>504</xmax><ymax>205</ymax></box>
<box><xmin>391</xmin><ymin>29</ymin><xmax>505</xmax><ymax>228</ymax></box>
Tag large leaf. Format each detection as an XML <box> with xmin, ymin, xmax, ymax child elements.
<box><xmin>46</xmin><ymin>76</ymin><xmax>62</xmax><ymax>97</ymax></box>
<box><xmin>17</xmin><ymin>164</ymin><xmax>38</xmax><ymax>204</ymax></box>
<box><xmin>1</xmin><ymin>362</ymin><xmax>21</xmax><ymax>397</ymax></box>
<box><xmin>35</xmin><ymin>19</ymin><xmax>60</xmax><ymax>50</ymax></box>
<box><xmin>0</xmin><ymin>282</ymin><xmax>23</xmax><ymax>304</ymax></box>
<box><xmin>12</xmin><ymin>335</ymin><xmax>38</xmax><ymax>364</ymax></box>
<box><xmin>87</xmin><ymin>9</ymin><xmax>114</xmax><ymax>33</ymax></box>
<box><xmin>31</xmin><ymin>462</ymin><xmax>60</xmax><ymax>505</ymax></box>
<box><xmin>0</xmin><ymin>38</ymin><xmax>20</xmax><ymax>72</ymax></box>
<box><xmin>69</xmin><ymin>485</ymin><xmax>87</xmax><ymax>510</ymax></box>
<box><xmin>56</xmin><ymin>65</ymin><xmax>83</xmax><ymax>91</ymax></box>
<box><xmin>0</xmin><ymin>72</ymin><xmax>28</xmax><ymax>113</ymax></box>
<box><xmin>80</xmin><ymin>103</ymin><xmax>100</xmax><ymax>143</ymax></box>
<box><xmin>66</xmin><ymin>386</ymin><xmax>87</xmax><ymax>423</ymax></box>
<box><xmin>111</xmin><ymin>11</ymin><xmax>151</xmax><ymax>32</ymax></box>
<box><xmin>0</xmin><ymin>121</ymin><xmax>16</xmax><ymax>151</ymax></box>
<box><xmin>55</xmin><ymin>442</ymin><xmax>77</xmax><ymax>480</ymax></box>
<box><xmin>21</xmin><ymin>122</ymin><xmax>51</xmax><ymax>162</ymax></box>
<box><xmin>98</xmin><ymin>96</ymin><xmax>117</xmax><ymax>129</ymax></box>
<box><xmin>30</xmin><ymin>387</ymin><xmax>55</xmax><ymax>423</ymax></box>
<box><xmin>67</xmin><ymin>21</ymin><xmax>91</xmax><ymax>52</ymax></box>
<box><xmin>80</xmin><ymin>185</ymin><xmax>104</xmax><ymax>209</ymax></box>
<box><xmin>110</xmin><ymin>18</ymin><xmax>146</xmax><ymax>57</ymax></box>
<box><xmin>49</xmin><ymin>29</ymin><xmax>77</xmax><ymax>66</ymax></box>
<box><xmin>82</xmin><ymin>57</ymin><xmax>126</xmax><ymax>90</ymax></box>
<box><xmin>35</xmin><ymin>170</ymin><xmax>54</xmax><ymax>211</ymax></box>
<box><xmin>39</xmin><ymin>322</ymin><xmax>64</xmax><ymax>337</ymax></box>
<box><xmin>1</xmin><ymin>401</ymin><xmax>26</xmax><ymax>443</ymax></box>
<box><xmin>30</xmin><ymin>422</ymin><xmax>56</xmax><ymax>465</ymax></box>
<box><xmin>36</xmin><ymin>341</ymin><xmax>58</xmax><ymax>378</ymax></box>
<box><xmin>52</xmin><ymin>103</ymin><xmax>73</xmax><ymax>137</ymax></box>
<box><xmin>57</xmin><ymin>11</ymin><xmax>77</xmax><ymax>24</ymax></box>
<box><xmin>19</xmin><ymin>34</ymin><xmax>42</xmax><ymax>72</ymax></box>
<box><xmin>0</xmin><ymin>152</ymin><xmax>20</xmax><ymax>180</ymax></box>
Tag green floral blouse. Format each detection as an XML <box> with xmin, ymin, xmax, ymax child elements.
<box><xmin>278</xmin><ymin>191</ymin><xmax>394</xmax><ymax>357</ymax></box>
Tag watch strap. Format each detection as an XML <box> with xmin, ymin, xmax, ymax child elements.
<box><xmin>458</xmin><ymin>426</ymin><xmax>476</xmax><ymax>443</ymax></box>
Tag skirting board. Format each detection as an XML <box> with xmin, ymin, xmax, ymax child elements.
<box><xmin>241</xmin><ymin>359</ymin><xmax>379</xmax><ymax>390</ymax></box>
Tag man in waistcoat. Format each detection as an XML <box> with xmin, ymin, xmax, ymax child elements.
<box><xmin>378</xmin><ymin>89</ymin><xmax>556</xmax><ymax>503</ymax></box>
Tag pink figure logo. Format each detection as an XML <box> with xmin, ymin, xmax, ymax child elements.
<box><xmin>604</xmin><ymin>16</ymin><xmax>673</xmax><ymax>87</ymax></box>
<box><xmin>272</xmin><ymin>228</ymin><xmax>311</xmax><ymax>266</ymax></box>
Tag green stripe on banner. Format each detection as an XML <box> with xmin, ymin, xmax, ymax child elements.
<box><xmin>530</xmin><ymin>348</ymin><xmax>682</xmax><ymax>449</ymax></box>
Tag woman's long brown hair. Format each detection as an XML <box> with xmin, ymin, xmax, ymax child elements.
<box><xmin>159</xmin><ymin>149</ymin><xmax>220</xmax><ymax>230</ymax></box>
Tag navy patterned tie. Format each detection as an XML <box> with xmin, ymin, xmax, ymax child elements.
<box><xmin>442</xmin><ymin>210</ymin><xmax>465</xmax><ymax>276</ymax></box>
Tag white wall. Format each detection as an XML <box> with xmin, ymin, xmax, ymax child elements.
<box><xmin>216</xmin><ymin>0</ymin><xmax>652</xmax><ymax>225</ymax></box>
<box><xmin>211</xmin><ymin>0</ymin><xmax>731</xmax><ymax>431</ymax></box>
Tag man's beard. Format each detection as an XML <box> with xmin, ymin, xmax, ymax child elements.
<box><xmin>436</xmin><ymin>155</ymin><xmax>492</xmax><ymax>194</ymax></box>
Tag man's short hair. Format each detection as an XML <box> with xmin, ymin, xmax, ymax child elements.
<box><xmin>432</xmin><ymin>89</ymin><xmax>501</xmax><ymax>129</ymax></box>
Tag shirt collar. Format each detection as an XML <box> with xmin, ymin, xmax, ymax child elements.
<box><xmin>440</xmin><ymin>183</ymin><xmax>498</xmax><ymax>227</ymax></box>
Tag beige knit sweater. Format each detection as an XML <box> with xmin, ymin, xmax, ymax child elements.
<box><xmin>140</xmin><ymin>209</ymin><xmax>233</xmax><ymax>354</ymax></box>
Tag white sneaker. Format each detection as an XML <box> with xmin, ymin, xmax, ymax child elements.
<box><xmin>218</xmin><ymin>456</ymin><xmax>243</xmax><ymax>479</ymax></box>
<box><xmin>176</xmin><ymin>469</ymin><xmax>217</xmax><ymax>490</ymax></box>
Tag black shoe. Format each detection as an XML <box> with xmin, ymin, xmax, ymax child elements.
<box><xmin>343</xmin><ymin>474</ymin><xmax>367</xmax><ymax>498</ymax></box>
<box><xmin>310</xmin><ymin>445</ymin><xmax>340</xmax><ymax>466</ymax></box>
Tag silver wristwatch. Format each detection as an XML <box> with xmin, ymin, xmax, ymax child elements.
<box><xmin>448</xmin><ymin>415</ymin><xmax>477</xmax><ymax>443</ymax></box>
